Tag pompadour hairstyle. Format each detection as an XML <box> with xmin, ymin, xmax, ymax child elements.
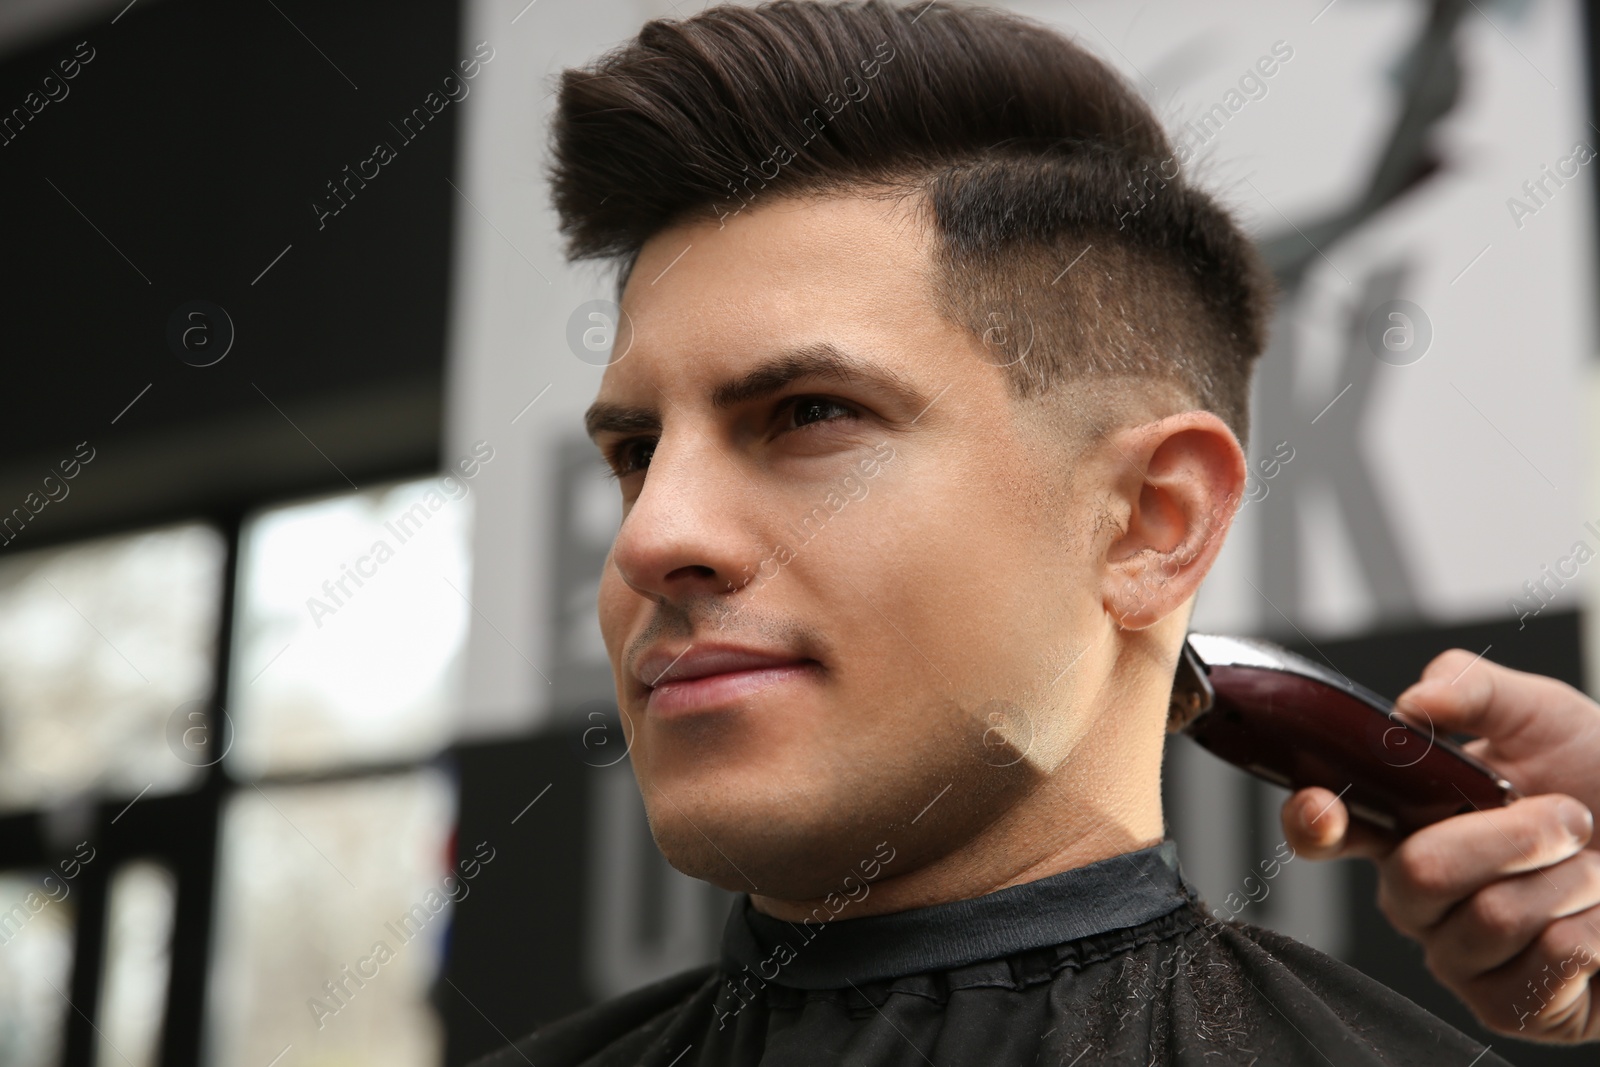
<box><xmin>551</xmin><ymin>0</ymin><xmax>1277</xmax><ymax>447</ymax></box>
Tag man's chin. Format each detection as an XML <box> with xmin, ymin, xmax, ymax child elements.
<box><xmin>631</xmin><ymin>696</ymin><xmax>1043</xmax><ymax>897</ymax></box>
<box><xmin>637</xmin><ymin>773</ymin><xmax>1000</xmax><ymax>904</ymax></box>
<box><xmin>642</xmin><ymin>791</ymin><xmax>891</xmax><ymax>899</ymax></box>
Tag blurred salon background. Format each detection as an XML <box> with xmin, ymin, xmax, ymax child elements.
<box><xmin>0</xmin><ymin>0</ymin><xmax>1595</xmax><ymax>1063</ymax></box>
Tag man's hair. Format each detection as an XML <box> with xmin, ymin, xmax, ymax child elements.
<box><xmin>551</xmin><ymin>0</ymin><xmax>1276</xmax><ymax>447</ymax></box>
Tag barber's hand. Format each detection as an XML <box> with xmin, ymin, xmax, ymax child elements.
<box><xmin>1280</xmin><ymin>648</ymin><xmax>1600</xmax><ymax>1043</ymax></box>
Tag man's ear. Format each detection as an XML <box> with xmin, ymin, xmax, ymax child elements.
<box><xmin>1097</xmin><ymin>411</ymin><xmax>1247</xmax><ymax>631</ymax></box>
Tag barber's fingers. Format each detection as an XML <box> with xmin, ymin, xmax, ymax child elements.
<box><xmin>1453</xmin><ymin>904</ymin><xmax>1600</xmax><ymax>1041</ymax></box>
<box><xmin>1280</xmin><ymin>787</ymin><xmax>1398</xmax><ymax>862</ymax></box>
<box><xmin>1376</xmin><ymin>793</ymin><xmax>1594</xmax><ymax>936</ymax></box>
<box><xmin>1398</xmin><ymin>649</ymin><xmax>1594</xmax><ymax>757</ymax></box>
<box><xmin>1421</xmin><ymin>848</ymin><xmax>1600</xmax><ymax>977</ymax></box>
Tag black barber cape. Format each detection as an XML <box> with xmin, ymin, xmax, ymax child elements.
<box><xmin>474</xmin><ymin>841</ymin><xmax>1514</xmax><ymax>1066</ymax></box>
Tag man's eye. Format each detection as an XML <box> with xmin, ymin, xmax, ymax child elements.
<box><xmin>789</xmin><ymin>396</ymin><xmax>855</xmax><ymax>429</ymax></box>
<box><xmin>606</xmin><ymin>438</ymin><xmax>655</xmax><ymax>478</ymax></box>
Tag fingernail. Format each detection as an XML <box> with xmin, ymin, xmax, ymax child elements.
<box><xmin>1559</xmin><ymin>800</ymin><xmax>1594</xmax><ymax>841</ymax></box>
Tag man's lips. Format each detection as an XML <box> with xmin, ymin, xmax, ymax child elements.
<box><xmin>634</xmin><ymin>644</ymin><xmax>817</xmax><ymax>717</ymax></box>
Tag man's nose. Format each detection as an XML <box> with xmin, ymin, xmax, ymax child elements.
<box><xmin>608</xmin><ymin>433</ymin><xmax>755</xmax><ymax>604</ymax></box>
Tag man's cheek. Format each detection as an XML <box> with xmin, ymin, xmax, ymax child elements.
<box><xmin>596</xmin><ymin>568</ymin><xmax>634</xmax><ymax>660</ymax></box>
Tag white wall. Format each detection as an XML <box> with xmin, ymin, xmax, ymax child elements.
<box><xmin>443</xmin><ymin>0</ymin><xmax>666</xmax><ymax>737</ymax></box>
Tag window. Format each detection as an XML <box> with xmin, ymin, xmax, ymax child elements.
<box><xmin>228</xmin><ymin>479</ymin><xmax>471</xmax><ymax>776</ymax></box>
<box><xmin>205</xmin><ymin>772</ymin><xmax>455</xmax><ymax>1067</ymax></box>
<box><xmin>0</xmin><ymin>477</ymin><xmax>472</xmax><ymax>1066</ymax></box>
<box><xmin>0</xmin><ymin>525</ymin><xmax>224</xmax><ymax>812</ymax></box>
<box><xmin>0</xmin><ymin>870</ymin><xmax>75</xmax><ymax>1067</ymax></box>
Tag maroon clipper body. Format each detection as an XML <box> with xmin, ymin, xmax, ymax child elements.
<box><xmin>1171</xmin><ymin>634</ymin><xmax>1520</xmax><ymax>836</ymax></box>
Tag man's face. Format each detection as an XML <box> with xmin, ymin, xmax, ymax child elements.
<box><xmin>588</xmin><ymin>194</ymin><xmax>1114</xmax><ymax>901</ymax></box>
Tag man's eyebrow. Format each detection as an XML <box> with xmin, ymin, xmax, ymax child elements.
<box><xmin>584</xmin><ymin>402</ymin><xmax>660</xmax><ymax>441</ymax></box>
<box><xmin>583</xmin><ymin>342</ymin><xmax>930</xmax><ymax>441</ymax></box>
<box><xmin>710</xmin><ymin>342</ymin><xmax>928</xmax><ymax>412</ymax></box>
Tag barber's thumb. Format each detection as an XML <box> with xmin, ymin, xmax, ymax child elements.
<box><xmin>1282</xmin><ymin>787</ymin><xmax>1347</xmax><ymax>856</ymax></box>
